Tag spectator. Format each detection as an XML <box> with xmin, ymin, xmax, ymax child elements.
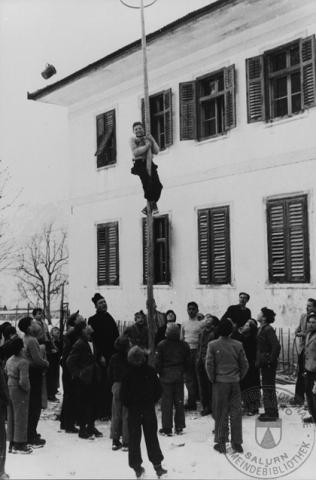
<box><xmin>156</xmin><ymin>323</ymin><xmax>190</xmax><ymax>436</ymax></box>
<box><xmin>124</xmin><ymin>311</ymin><xmax>149</xmax><ymax>349</ymax></box>
<box><xmin>0</xmin><ymin>358</ymin><xmax>10</xmax><ymax>479</ymax></box>
<box><xmin>222</xmin><ymin>292</ymin><xmax>251</xmax><ymax>329</ymax></box>
<box><xmin>240</xmin><ymin>319</ymin><xmax>260</xmax><ymax>415</ymax></box>
<box><xmin>0</xmin><ymin>326</ymin><xmax>19</xmax><ymax>363</ymax></box>
<box><xmin>67</xmin><ymin>320</ymin><xmax>103</xmax><ymax>439</ymax></box>
<box><xmin>303</xmin><ymin>313</ymin><xmax>316</xmax><ymax>424</ymax></box>
<box><xmin>205</xmin><ymin>318</ymin><xmax>248</xmax><ymax>454</ymax></box>
<box><xmin>18</xmin><ymin>316</ymin><xmax>48</xmax><ymax>448</ymax></box>
<box><xmin>196</xmin><ymin>315</ymin><xmax>219</xmax><ymax>416</ymax></box>
<box><xmin>181</xmin><ymin>302</ymin><xmax>202</xmax><ymax>410</ymax></box>
<box><xmin>256</xmin><ymin>307</ymin><xmax>280</xmax><ymax>422</ymax></box>
<box><xmin>88</xmin><ymin>293</ymin><xmax>119</xmax><ymax>420</ymax></box>
<box><xmin>155</xmin><ymin>310</ymin><xmax>179</xmax><ymax>346</ymax></box>
<box><xmin>5</xmin><ymin>337</ymin><xmax>32</xmax><ymax>454</ymax></box>
<box><xmin>108</xmin><ymin>336</ymin><xmax>130</xmax><ymax>451</ymax></box>
<box><xmin>46</xmin><ymin>327</ymin><xmax>61</xmax><ymax>402</ymax></box>
<box><xmin>121</xmin><ymin>346</ymin><xmax>166</xmax><ymax>479</ymax></box>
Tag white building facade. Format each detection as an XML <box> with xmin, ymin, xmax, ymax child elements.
<box><xmin>29</xmin><ymin>0</ymin><xmax>316</xmax><ymax>327</ymax></box>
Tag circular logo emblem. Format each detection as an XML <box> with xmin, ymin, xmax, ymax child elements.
<box><xmin>225</xmin><ymin>386</ymin><xmax>315</xmax><ymax>479</ymax></box>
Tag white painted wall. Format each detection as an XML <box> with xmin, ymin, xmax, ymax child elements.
<box><xmin>66</xmin><ymin>0</ymin><xmax>316</xmax><ymax>327</ymax></box>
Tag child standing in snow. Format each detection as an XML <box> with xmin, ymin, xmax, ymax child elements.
<box><xmin>120</xmin><ymin>346</ymin><xmax>167</xmax><ymax>479</ymax></box>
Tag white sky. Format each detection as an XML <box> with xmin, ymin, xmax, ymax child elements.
<box><xmin>0</xmin><ymin>0</ymin><xmax>213</xmax><ymax>306</ymax></box>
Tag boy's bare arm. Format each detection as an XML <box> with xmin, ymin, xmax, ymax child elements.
<box><xmin>147</xmin><ymin>134</ymin><xmax>160</xmax><ymax>155</ymax></box>
<box><xmin>129</xmin><ymin>137</ymin><xmax>150</xmax><ymax>157</ymax></box>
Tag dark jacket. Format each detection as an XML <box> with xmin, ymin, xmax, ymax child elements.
<box><xmin>304</xmin><ymin>331</ymin><xmax>316</xmax><ymax>372</ymax></box>
<box><xmin>107</xmin><ymin>352</ymin><xmax>129</xmax><ymax>384</ymax></box>
<box><xmin>256</xmin><ymin>324</ymin><xmax>281</xmax><ymax>368</ymax></box>
<box><xmin>0</xmin><ymin>334</ymin><xmax>20</xmax><ymax>362</ymax></box>
<box><xmin>156</xmin><ymin>335</ymin><xmax>190</xmax><ymax>384</ymax></box>
<box><xmin>205</xmin><ymin>337</ymin><xmax>249</xmax><ymax>383</ymax></box>
<box><xmin>120</xmin><ymin>364</ymin><xmax>162</xmax><ymax>408</ymax></box>
<box><xmin>196</xmin><ymin>327</ymin><xmax>218</xmax><ymax>364</ymax></box>
<box><xmin>61</xmin><ymin>329</ymin><xmax>80</xmax><ymax>369</ymax></box>
<box><xmin>222</xmin><ymin>305</ymin><xmax>251</xmax><ymax>328</ymax></box>
<box><xmin>66</xmin><ymin>337</ymin><xmax>101</xmax><ymax>385</ymax></box>
<box><xmin>88</xmin><ymin>311</ymin><xmax>119</xmax><ymax>362</ymax></box>
<box><xmin>240</xmin><ymin>333</ymin><xmax>260</xmax><ymax>391</ymax></box>
<box><xmin>0</xmin><ymin>364</ymin><xmax>9</xmax><ymax>408</ymax></box>
<box><xmin>123</xmin><ymin>323</ymin><xmax>149</xmax><ymax>349</ymax></box>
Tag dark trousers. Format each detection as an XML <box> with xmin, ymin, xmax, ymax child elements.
<box><xmin>76</xmin><ymin>380</ymin><xmax>97</xmax><ymax>431</ymax></box>
<box><xmin>27</xmin><ymin>368</ymin><xmax>43</xmax><ymax>441</ymax></box>
<box><xmin>111</xmin><ymin>382</ymin><xmax>128</xmax><ymax>444</ymax></box>
<box><xmin>294</xmin><ymin>351</ymin><xmax>306</xmax><ymax>403</ymax></box>
<box><xmin>213</xmin><ymin>382</ymin><xmax>242</xmax><ymax>445</ymax></box>
<box><xmin>261</xmin><ymin>366</ymin><xmax>278</xmax><ymax>417</ymax></box>
<box><xmin>60</xmin><ymin>369</ymin><xmax>77</xmax><ymax>430</ymax></box>
<box><xmin>304</xmin><ymin>370</ymin><xmax>316</xmax><ymax>422</ymax></box>
<box><xmin>0</xmin><ymin>405</ymin><xmax>6</xmax><ymax>476</ymax></box>
<box><xmin>95</xmin><ymin>368</ymin><xmax>112</xmax><ymax>419</ymax></box>
<box><xmin>131</xmin><ymin>160</ymin><xmax>163</xmax><ymax>203</ymax></box>
<box><xmin>184</xmin><ymin>349</ymin><xmax>199</xmax><ymax>407</ymax></box>
<box><xmin>46</xmin><ymin>353</ymin><xmax>60</xmax><ymax>399</ymax></box>
<box><xmin>161</xmin><ymin>382</ymin><xmax>185</xmax><ymax>431</ymax></box>
<box><xmin>196</xmin><ymin>361</ymin><xmax>212</xmax><ymax>411</ymax></box>
<box><xmin>128</xmin><ymin>405</ymin><xmax>163</xmax><ymax>470</ymax></box>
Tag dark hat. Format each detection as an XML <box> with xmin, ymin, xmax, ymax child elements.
<box><xmin>91</xmin><ymin>293</ymin><xmax>104</xmax><ymax>305</ymax></box>
<box><xmin>18</xmin><ymin>316</ymin><xmax>33</xmax><ymax>334</ymax></box>
<box><xmin>128</xmin><ymin>346</ymin><xmax>146</xmax><ymax>366</ymax></box>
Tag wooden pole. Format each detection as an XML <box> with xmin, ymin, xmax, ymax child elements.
<box><xmin>140</xmin><ymin>0</ymin><xmax>155</xmax><ymax>366</ymax></box>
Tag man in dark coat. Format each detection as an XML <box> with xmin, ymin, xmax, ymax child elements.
<box><xmin>0</xmin><ymin>361</ymin><xmax>10</xmax><ymax>478</ymax></box>
<box><xmin>88</xmin><ymin>293</ymin><xmax>119</xmax><ymax>419</ymax></box>
<box><xmin>222</xmin><ymin>292</ymin><xmax>251</xmax><ymax>328</ymax></box>
<box><xmin>67</xmin><ymin>320</ymin><xmax>102</xmax><ymax>439</ymax></box>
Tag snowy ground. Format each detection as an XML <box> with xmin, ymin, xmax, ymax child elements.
<box><xmin>6</xmin><ymin>384</ymin><xmax>315</xmax><ymax>480</ymax></box>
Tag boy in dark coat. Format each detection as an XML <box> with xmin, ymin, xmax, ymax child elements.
<box><xmin>156</xmin><ymin>323</ymin><xmax>190</xmax><ymax>435</ymax></box>
<box><xmin>108</xmin><ymin>336</ymin><xmax>130</xmax><ymax>451</ymax></box>
<box><xmin>121</xmin><ymin>346</ymin><xmax>167</xmax><ymax>479</ymax></box>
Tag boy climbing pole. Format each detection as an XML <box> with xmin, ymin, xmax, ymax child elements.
<box><xmin>130</xmin><ymin>122</ymin><xmax>163</xmax><ymax>215</ymax></box>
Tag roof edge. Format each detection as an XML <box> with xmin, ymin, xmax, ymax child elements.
<box><xmin>27</xmin><ymin>0</ymin><xmax>236</xmax><ymax>102</ymax></box>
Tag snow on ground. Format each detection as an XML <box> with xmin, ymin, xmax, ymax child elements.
<box><xmin>6</xmin><ymin>385</ymin><xmax>315</xmax><ymax>480</ymax></box>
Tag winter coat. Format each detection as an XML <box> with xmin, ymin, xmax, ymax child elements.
<box><xmin>108</xmin><ymin>352</ymin><xmax>129</xmax><ymax>385</ymax></box>
<box><xmin>67</xmin><ymin>337</ymin><xmax>101</xmax><ymax>385</ymax></box>
<box><xmin>221</xmin><ymin>304</ymin><xmax>251</xmax><ymax>328</ymax></box>
<box><xmin>120</xmin><ymin>364</ymin><xmax>162</xmax><ymax>408</ymax></box>
<box><xmin>155</xmin><ymin>332</ymin><xmax>190</xmax><ymax>384</ymax></box>
<box><xmin>205</xmin><ymin>337</ymin><xmax>249</xmax><ymax>383</ymax></box>
<box><xmin>240</xmin><ymin>333</ymin><xmax>260</xmax><ymax>391</ymax></box>
<box><xmin>256</xmin><ymin>324</ymin><xmax>280</xmax><ymax>368</ymax></box>
<box><xmin>0</xmin><ymin>364</ymin><xmax>9</xmax><ymax>408</ymax></box>
<box><xmin>88</xmin><ymin>311</ymin><xmax>119</xmax><ymax>363</ymax></box>
<box><xmin>304</xmin><ymin>331</ymin><xmax>316</xmax><ymax>373</ymax></box>
<box><xmin>123</xmin><ymin>323</ymin><xmax>149</xmax><ymax>349</ymax></box>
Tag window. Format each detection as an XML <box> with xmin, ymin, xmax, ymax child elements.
<box><xmin>179</xmin><ymin>65</ymin><xmax>236</xmax><ymax>141</ymax></box>
<box><xmin>143</xmin><ymin>215</ymin><xmax>170</xmax><ymax>284</ymax></box>
<box><xmin>95</xmin><ymin>109</ymin><xmax>116</xmax><ymax>168</ymax></box>
<box><xmin>246</xmin><ymin>35</ymin><xmax>316</xmax><ymax>122</ymax></box>
<box><xmin>267</xmin><ymin>195</ymin><xmax>310</xmax><ymax>283</ymax></box>
<box><xmin>142</xmin><ymin>89</ymin><xmax>173</xmax><ymax>150</ymax></box>
<box><xmin>97</xmin><ymin>222</ymin><xmax>119</xmax><ymax>285</ymax></box>
<box><xmin>198</xmin><ymin>206</ymin><xmax>231</xmax><ymax>284</ymax></box>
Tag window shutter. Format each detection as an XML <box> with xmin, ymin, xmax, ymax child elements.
<box><xmin>142</xmin><ymin>218</ymin><xmax>148</xmax><ymax>284</ymax></box>
<box><xmin>246</xmin><ymin>55</ymin><xmax>265</xmax><ymax>122</ymax></box>
<box><xmin>210</xmin><ymin>207</ymin><xmax>231</xmax><ymax>284</ymax></box>
<box><xmin>198</xmin><ymin>210</ymin><xmax>211</xmax><ymax>284</ymax></box>
<box><xmin>267</xmin><ymin>201</ymin><xmax>287</xmax><ymax>283</ymax></box>
<box><xmin>97</xmin><ymin>222</ymin><xmax>119</xmax><ymax>286</ymax></box>
<box><xmin>95</xmin><ymin>110</ymin><xmax>116</xmax><ymax>168</ymax></box>
<box><xmin>97</xmin><ymin>225</ymin><xmax>107</xmax><ymax>286</ymax></box>
<box><xmin>163</xmin><ymin>89</ymin><xmax>173</xmax><ymax>147</ymax></box>
<box><xmin>224</xmin><ymin>65</ymin><xmax>236</xmax><ymax>131</ymax></box>
<box><xmin>286</xmin><ymin>197</ymin><xmax>310</xmax><ymax>282</ymax></box>
<box><xmin>300</xmin><ymin>35</ymin><xmax>316</xmax><ymax>109</ymax></box>
<box><xmin>179</xmin><ymin>81</ymin><xmax>197</xmax><ymax>140</ymax></box>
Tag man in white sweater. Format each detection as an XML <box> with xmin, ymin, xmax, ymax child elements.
<box><xmin>181</xmin><ymin>302</ymin><xmax>202</xmax><ymax>410</ymax></box>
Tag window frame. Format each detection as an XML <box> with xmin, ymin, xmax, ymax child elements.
<box><xmin>143</xmin><ymin>214</ymin><xmax>170</xmax><ymax>285</ymax></box>
<box><xmin>142</xmin><ymin>89</ymin><xmax>173</xmax><ymax>151</ymax></box>
<box><xmin>95</xmin><ymin>109</ymin><xmax>116</xmax><ymax>169</ymax></box>
<box><xmin>97</xmin><ymin>221</ymin><xmax>119</xmax><ymax>286</ymax></box>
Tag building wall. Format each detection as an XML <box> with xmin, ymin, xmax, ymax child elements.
<box><xmin>67</xmin><ymin>0</ymin><xmax>316</xmax><ymax>326</ymax></box>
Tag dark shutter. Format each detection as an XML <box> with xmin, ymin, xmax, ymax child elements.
<box><xmin>95</xmin><ymin>109</ymin><xmax>116</xmax><ymax>168</ymax></box>
<box><xmin>97</xmin><ymin>222</ymin><xmax>119</xmax><ymax>286</ymax></box>
<box><xmin>224</xmin><ymin>65</ymin><xmax>236</xmax><ymax>130</ymax></box>
<box><xmin>179</xmin><ymin>81</ymin><xmax>197</xmax><ymax>140</ymax></box>
<box><xmin>142</xmin><ymin>218</ymin><xmax>148</xmax><ymax>284</ymax></box>
<box><xmin>198</xmin><ymin>210</ymin><xmax>211</xmax><ymax>284</ymax></box>
<box><xmin>267</xmin><ymin>196</ymin><xmax>309</xmax><ymax>283</ymax></box>
<box><xmin>300</xmin><ymin>35</ymin><xmax>316</xmax><ymax>109</ymax></box>
<box><xmin>198</xmin><ymin>207</ymin><xmax>231</xmax><ymax>284</ymax></box>
<box><xmin>163</xmin><ymin>89</ymin><xmax>173</xmax><ymax>147</ymax></box>
<box><xmin>143</xmin><ymin>216</ymin><xmax>170</xmax><ymax>285</ymax></box>
<box><xmin>246</xmin><ymin>55</ymin><xmax>265</xmax><ymax>122</ymax></box>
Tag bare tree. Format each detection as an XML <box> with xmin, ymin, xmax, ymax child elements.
<box><xmin>16</xmin><ymin>222</ymin><xmax>68</xmax><ymax>323</ymax></box>
<box><xmin>0</xmin><ymin>160</ymin><xmax>16</xmax><ymax>272</ymax></box>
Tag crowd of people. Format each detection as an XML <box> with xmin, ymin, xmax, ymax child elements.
<box><xmin>0</xmin><ymin>293</ymin><xmax>316</xmax><ymax>479</ymax></box>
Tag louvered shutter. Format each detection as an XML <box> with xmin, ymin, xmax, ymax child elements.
<box><xmin>95</xmin><ymin>110</ymin><xmax>116</xmax><ymax>168</ymax></box>
<box><xmin>300</xmin><ymin>35</ymin><xmax>316</xmax><ymax>109</ymax></box>
<box><xmin>210</xmin><ymin>207</ymin><xmax>231</xmax><ymax>284</ymax></box>
<box><xmin>246</xmin><ymin>55</ymin><xmax>265</xmax><ymax>122</ymax></box>
<box><xmin>142</xmin><ymin>218</ymin><xmax>148</xmax><ymax>284</ymax></box>
<box><xmin>287</xmin><ymin>197</ymin><xmax>310</xmax><ymax>282</ymax></box>
<box><xmin>267</xmin><ymin>202</ymin><xmax>287</xmax><ymax>283</ymax></box>
<box><xmin>179</xmin><ymin>81</ymin><xmax>197</xmax><ymax>140</ymax></box>
<box><xmin>97</xmin><ymin>222</ymin><xmax>119</xmax><ymax>286</ymax></box>
<box><xmin>163</xmin><ymin>89</ymin><xmax>173</xmax><ymax>147</ymax></box>
<box><xmin>198</xmin><ymin>210</ymin><xmax>211</xmax><ymax>284</ymax></box>
<box><xmin>224</xmin><ymin>65</ymin><xmax>236</xmax><ymax>131</ymax></box>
